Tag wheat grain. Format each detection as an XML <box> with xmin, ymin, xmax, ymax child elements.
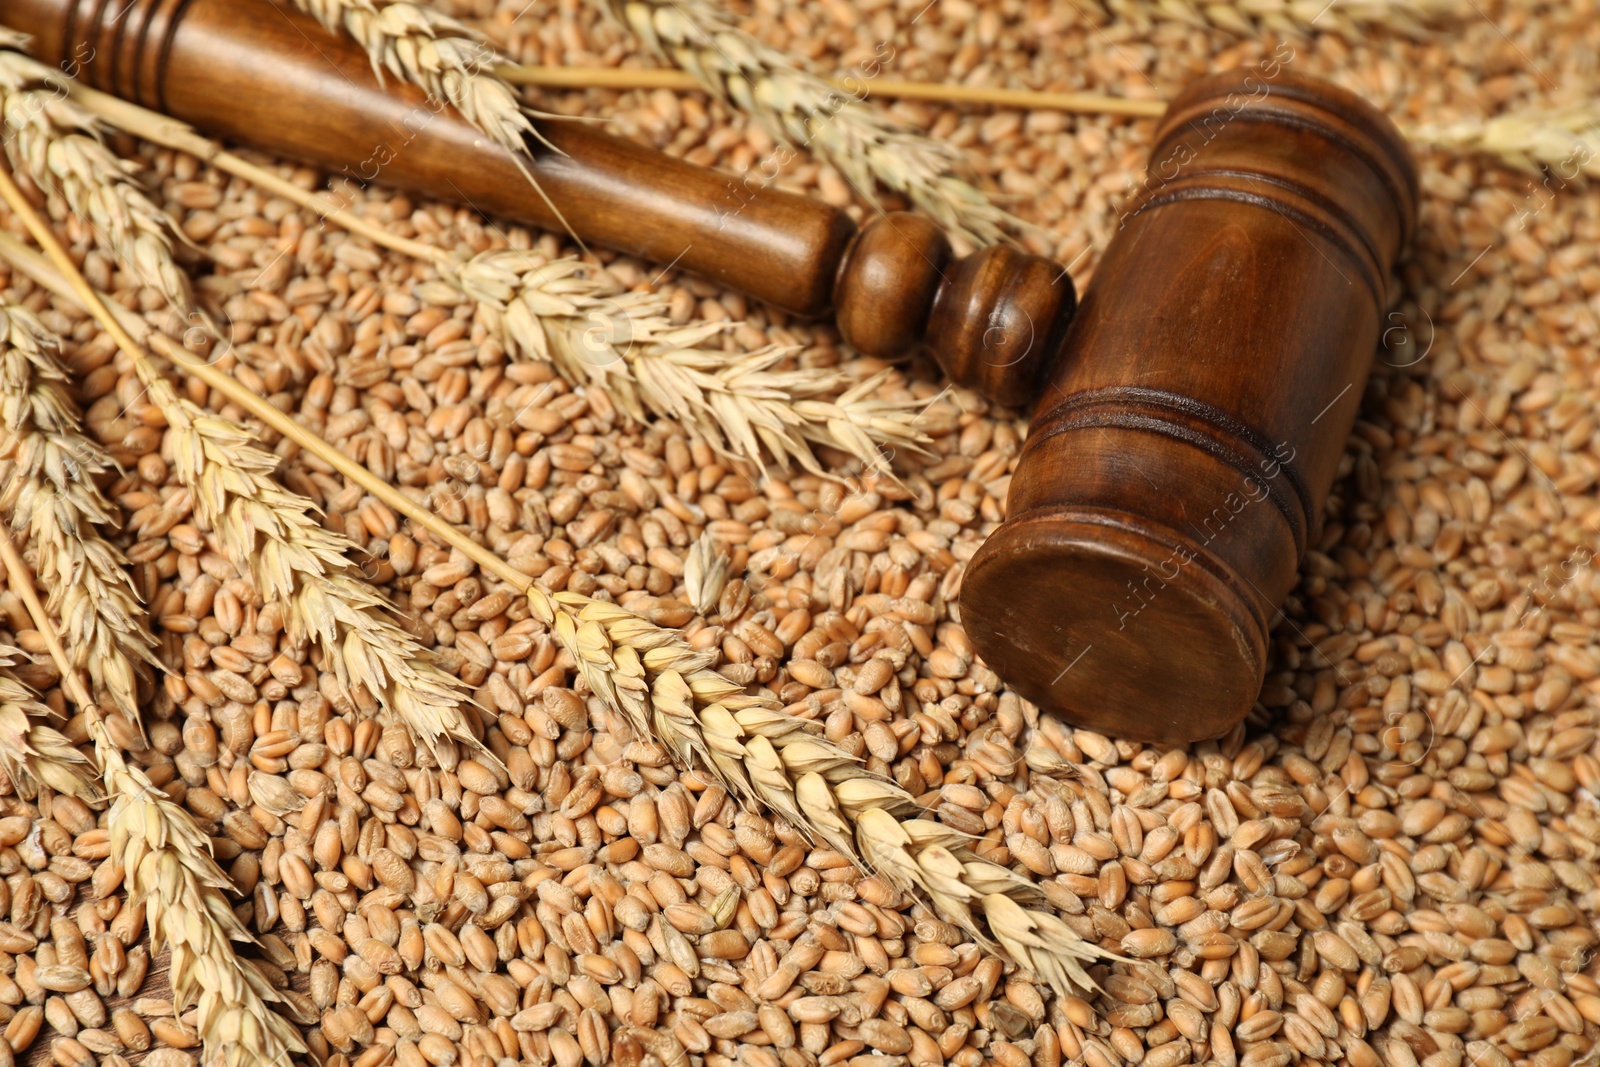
<box><xmin>442</xmin><ymin>250</ymin><xmax>930</xmax><ymax>475</ymax></box>
<box><xmin>608</xmin><ymin>0</ymin><xmax>1028</xmax><ymax>248</ymax></box>
<box><xmin>0</xmin><ymin>44</ymin><xmax>202</xmax><ymax>331</ymax></box>
<box><xmin>1408</xmin><ymin>103</ymin><xmax>1600</xmax><ymax>176</ymax></box>
<box><xmin>0</xmin><ymin>644</ymin><xmax>97</xmax><ymax>801</ymax></box>
<box><xmin>0</xmin><ymin>305</ymin><xmax>155</xmax><ymax>725</ymax></box>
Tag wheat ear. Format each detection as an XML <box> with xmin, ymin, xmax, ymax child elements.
<box><xmin>608</xmin><ymin>0</ymin><xmax>1029</xmax><ymax>248</ymax></box>
<box><xmin>1079</xmin><ymin>0</ymin><xmax>1469</xmax><ymax>37</ymax></box>
<box><xmin>160</xmin><ymin>387</ymin><xmax>489</xmax><ymax>769</ymax></box>
<box><xmin>51</xmin><ymin>84</ymin><xmax>933</xmax><ymax>477</ymax></box>
<box><xmin>444</xmin><ymin>250</ymin><xmax>930</xmax><ymax>475</ymax></box>
<box><xmin>0</xmin><ymin>525</ymin><xmax>305</xmax><ymax>1067</ymax></box>
<box><xmin>0</xmin><ymin>166</ymin><xmax>490</xmax><ymax>771</ymax></box>
<box><xmin>526</xmin><ymin>586</ymin><xmax>1111</xmax><ymax>996</ymax></box>
<box><xmin>0</xmin><ymin>305</ymin><xmax>157</xmax><ymax>725</ymax></box>
<box><xmin>103</xmin><ymin>737</ymin><xmax>309</xmax><ymax>1067</ymax></box>
<box><xmin>1409</xmin><ymin>104</ymin><xmax>1600</xmax><ymax>176</ymax></box>
<box><xmin>0</xmin><ymin>42</ymin><xmax>202</xmax><ymax>329</ymax></box>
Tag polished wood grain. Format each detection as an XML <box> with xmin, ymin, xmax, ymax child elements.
<box><xmin>8</xmin><ymin>0</ymin><xmax>1080</xmax><ymax>399</ymax></box>
<box><xmin>962</xmin><ymin>67</ymin><xmax>1417</xmax><ymax>743</ymax></box>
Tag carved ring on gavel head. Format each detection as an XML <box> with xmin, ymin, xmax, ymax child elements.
<box><xmin>9</xmin><ymin>0</ymin><xmax>1417</xmax><ymax>743</ymax></box>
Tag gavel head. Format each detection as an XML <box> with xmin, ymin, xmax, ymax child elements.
<box><xmin>953</xmin><ymin>67</ymin><xmax>1418</xmax><ymax>744</ymax></box>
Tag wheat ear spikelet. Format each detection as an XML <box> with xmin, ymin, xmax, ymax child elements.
<box><xmin>0</xmin><ymin>305</ymin><xmax>157</xmax><ymax>724</ymax></box>
<box><xmin>0</xmin><ymin>645</ymin><xmax>98</xmax><ymax>801</ymax></box>
<box><xmin>525</xmin><ymin>587</ymin><xmax>1110</xmax><ymax>996</ymax></box>
<box><xmin>0</xmin><ymin>168</ymin><xmax>489</xmax><ymax>771</ymax></box>
<box><xmin>682</xmin><ymin>529</ymin><xmax>730</xmax><ymax>615</ymax></box>
<box><xmin>0</xmin><ymin>524</ymin><xmax>305</xmax><ymax>1067</ymax></box>
<box><xmin>0</xmin><ymin>40</ymin><xmax>202</xmax><ymax>329</ymax></box>
<box><xmin>1408</xmin><ymin>104</ymin><xmax>1600</xmax><ymax>176</ymax></box>
<box><xmin>444</xmin><ymin>250</ymin><xmax>930</xmax><ymax>475</ymax></box>
<box><xmin>608</xmin><ymin>0</ymin><xmax>1027</xmax><ymax>248</ymax></box>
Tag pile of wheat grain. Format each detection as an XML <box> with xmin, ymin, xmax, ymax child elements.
<box><xmin>0</xmin><ymin>2</ymin><xmax>1594</xmax><ymax>1067</ymax></box>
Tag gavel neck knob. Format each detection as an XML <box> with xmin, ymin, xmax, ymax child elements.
<box><xmin>834</xmin><ymin>213</ymin><xmax>1076</xmax><ymax>409</ymax></box>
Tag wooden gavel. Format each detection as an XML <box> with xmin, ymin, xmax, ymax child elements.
<box><xmin>9</xmin><ymin>0</ymin><xmax>1416</xmax><ymax>743</ymax></box>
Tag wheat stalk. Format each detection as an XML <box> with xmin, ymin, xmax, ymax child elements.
<box><xmin>0</xmin><ymin>522</ymin><xmax>303</xmax><ymax>1067</ymax></box>
<box><xmin>442</xmin><ymin>250</ymin><xmax>930</xmax><ymax>475</ymax></box>
<box><xmin>0</xmin><ymin>305</ymin><xmax>156</xmax><ymax>725</ymax></box>
<box><xmin>0</xmin><ymin>168</ymin><xmax>490</xmax><ymax>772</ymax></box>
<box><xmin>0</xmin><ymin>43</ymin><xmax>202</xmax><ymax>331</ymax></box>
<box><xmin>526</xmin><ymin>585</ymin><xmax>1110</xmax><ymax>997</ymax></box>
<box><xmin>1409</xmin><ymin>103</ymin><xmax>1600</xmax><ymax>176</ymax></box>
<box><xmin>607</xmin><ymin>0</ymin><xmax>1029</xmax><ymax>248</ymax></box>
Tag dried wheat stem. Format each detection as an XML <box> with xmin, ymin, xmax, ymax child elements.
<box><xmin>0</xmin><ymin>304</ymin><xmax>157</xmax><ymax>725</ymax></box>
<box><xmin>610</xmin><ymin>0</ymin><xmax>1028</xmax><ymax>247</ymax></box>
<box><xmin>443</xmin><ymin>251</ymin><xmax>930</xmax><ymax>475</ymax></box>
<box><xmin>0</xmin><ymin>166</ymin><xmax>489</xmax><ymax>769</ymax></box>
<box><xmin>0</xmin><ymin>42</ymin><xmax>202</xmax><ymax>328</ymax></box>
<box><xmin>0</xmin><ymin>522</ymin><xmax>304</xmax><ymax>1067</ymax></box>
<box><xmin>496</xmin><ymin>64</ymin><xmax>1172</xmax><ymax>118</ymax></box>
<box><xmin>65</xmin><ymin>82</ymin><xmax>456</xmax><ymax>266</ymax></box>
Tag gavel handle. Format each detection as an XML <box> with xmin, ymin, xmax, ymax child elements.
<box><xmin>6</xmin><ymin>0</ymin><xmax>852</xmax><ymax>316</ymax></box>
<box><xmin>6</xmin><ymin>0</ymin><xmax>1076</xmax><ymax>402</ymax></box>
